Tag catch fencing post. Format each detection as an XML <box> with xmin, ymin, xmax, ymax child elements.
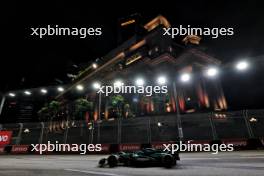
<box><xmin>117</xmin><ymin>118</ymin><xmax>122</xmax><ymax>144</ymax></box>
<box><xmin>16</xmin><ymin>123</ymin><xmax>23</xmax><ymax>144</ymax></box>
<box><xmin>39</xmin><ymin>122</ymin><xmax>45</xmax><ymax>144</ymax></box>
<box><xmin>148</xmin><ymin>117</ymin><xmax>152</xmax><ymax>144</ymax></box>
<box><xmin>209</xmin><ymin>112</ymin><xmax>218</xmax><ymax>140</ymax></box>
<box><xmin>243</xmin><ymin>110</ymin><xmax>254</xmax><ymax>138</ymax></box>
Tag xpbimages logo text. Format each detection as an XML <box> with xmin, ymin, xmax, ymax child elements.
<box><xmin>30</xmin><ymin>25</ymin><xmax>102</xmax><ymax>39</ymax></box>
<box><xmin>163</xmin><ymin>141</ymin><xmax>234</xmax><ymax>154</ymax></box>
<box><xmin>31</xmin><ymin>141</ymin><xmax>102</xmax><ymax>154</ymax></box>
<box><xmin>95</xmin><ymin>84</ymin><xmax>168</xmax><ymax>96</ymax></box>
<box><xmin>163</xmin><ymin>25</ymin><xmax>234</xmax><ymax>39</ymax></box>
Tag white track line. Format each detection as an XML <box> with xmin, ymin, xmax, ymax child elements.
<box><xmin>65</xmin><ymin>169</ymin><xmax>125</xmax><ymax>176</ymax></box>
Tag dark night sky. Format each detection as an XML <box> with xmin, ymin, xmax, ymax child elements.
<box><xmin>2</xmin><ymin>0</ymin><xmax>264</xmax><ymax>110</ymax></box>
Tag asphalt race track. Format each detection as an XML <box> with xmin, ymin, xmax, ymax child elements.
<box><xmin>0</xmin><ymin>151</ymin><xmax>264</xmax><ymax>176</ymax></box>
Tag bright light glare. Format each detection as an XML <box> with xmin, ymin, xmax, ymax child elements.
<box><xmin>180</xmin><ymin>73</ymin><xmax>191</xmax><ymax>82</ymax></box>
<box><xmin>206</xmin><ymin>67</ymin><xmax>218</xmax><ymax>77</ymax></box>
<box><xmin>40</xmin><ymin>89</ymin><xmax>47</xmax><ymax>94</ymax></box>
<box><xmin>93</xmin><ymin>82</ymin><xmax>101</xmax><ymax>89</ymax></box>
<box><xmin>92</xmin><ymin>63</ymin><xmax>98</xmax><ymax>69</ymax></box>
<box><xmin>249</xmin><ymin>117</ymin><xmax>257</xmax><ymax>122</ymax></box>
<box><xmin>135</xmin><ymin>78</ymin><xmax>144</xmax><ymax>86</ymax></box>
<box><xmin>8</xmin><ymin>93</ymin><xmax>16</xmax><ymax>97</ymax></box>
<box><xmin>133</xmin><ymin>97</ymin><xmax>138</xmax><ymax>102</ymax></box>
<box><xmin>24</xmin><ymin>91</ymin><xmax>31</xmax><ymax>95</ymax></box>
<box><xmin>157</xmin><ymin>76</ymin><xmax>166</xmax><ymax>85</ymax></box>
<box><xmin>236</xmin><ymin>61</ymin><xmax>249</xmax><ymax>71</ymax></box>
<box><xmin>57</xmin><ymin>87</ymin><xmax>64</xmax><ymax>92</ymax></box>
<box><xmin>76</xmin><ymin>84</ymin><xmax>84</xmax><ymax>91</ymax></box>
<box><xmin>114</xmin><ymin>80</ymin><xmax>124</xmax><ymax>87</ymax></box>
<box><xmin>24</xmin><ymin>128</ymin><xmax>30</xmax><ymax>133</ymax></box>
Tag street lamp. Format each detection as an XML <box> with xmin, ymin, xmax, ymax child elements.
<box><xmin>236</xmin><ymin>60</ymin><xmax>249</xmax><ymax>71</ymax></box>
<box><xmin>24</xmin><ymin>91</ymin><xmax>31</xmax><ymax>95</ymax></box>
<box><xmin>206</xmin><ymin>67</ymin><xmax>219</xmax><ymax>77</ymax></box>
<box><xmin>92</xmin><ymin>63</ymin><xmax>98</xmax><ymax>69</ymax></box>
<box><xmin>171</xmin><ymin>73</ymin><xmax>191</xmax><ymax>140</ymax></box>
<box><xmin>93</xmin><ymin>82</ymin><xmax>101</xmax><ymax>90</ymax></box>
<box><xmin>40</xmin><ymin>89</ymin><xmax>47</xmax><ymax>94</ymax></box>
<box><xmin>8</xmin><ymin>93</ymin><xmax>16</xmax><ymax>97</ymax></box>
<box><xmin>135</xmin><ymin>78</ymin><xmax>145</xmax><ymax>86</ymax></box>
<box><xmin>157</xmin><ymin>76</ymin><xmax>167</xmax><ymax>85</ymax></box>
<box><xmin>180</xmin><ymin>73</ymin><xmax>191</xmax><ymax>82</ymax></box>
<box><xmin>57</xmin><ymin>87</ymin><xmax>64</xmax><ymax>92</ymax></box>
<box><xmin>114</xmin><ymin>80</ymin><xmax>124</xmax><ymax>87</ymax></box>
<box><xmin>76</xmin><ymin>84</ymin><xmax>84</xmax><ymax>91</ymax></box>
<box><xmin>133</xmin><ymin>97</ymin><xmax>138</xmax><ymax>102</ymax></box>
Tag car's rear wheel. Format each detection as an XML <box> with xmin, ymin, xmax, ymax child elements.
<box><xmin>162</xmin><ymin>155</ymin><xmax>175</xmax><ymax>168</ymax></box>
<box><xmin>108</xmin><ymin>155</ymin><xmax>118</xmax><ymax>168</ymax></box>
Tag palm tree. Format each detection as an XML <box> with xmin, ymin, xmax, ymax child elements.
<box><xmin>74</xmin><ymin>98</ymin><xmax>93</xmax><ymax>121</ymax></box>
<box><xmin>48</xmin><ymin>100</ymin><xmax>61</xmax><ymax>121</ymax></box>
<box><xmin>37</xmin><ymin>106</ymin><xmax>49</xmax><ymax>122</ymax></box>
<box><xmin>38</xmin><ymin>100</ymin><xmax>61</xmax><ymax>134</ymax></box>
<box><xmin>110</xmin><ymin>95</ymin><xmax>125</xmax><ymax>118</ymax></box>
<box><xmin>38</xmin><ymin>100</ymin><xmax>61</xmax><ymax>122</ymax></box>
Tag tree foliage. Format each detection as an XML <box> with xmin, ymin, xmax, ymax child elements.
<box><xmin>38</xmin><ymin>100</ymin><xmax>61</xmax><ymax>121</ymax></box>
<box><xmin>74</xmin><ymin>98</ymin><xmax>93</xmax><ymax>120</ymax></box>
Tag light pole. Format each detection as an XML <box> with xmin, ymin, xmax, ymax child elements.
<box><xmin>0</xmin><ymin>94</ymin><xmax>6</xmax><ymax>117</ymax></box>
<box><xmin>98</xmin><ymin>92</ymin><xmax>102</xmax><ymax>121</ymax></box>
<box><xmin>172</xmin><ymin>81</ymin><xmax>183</xmax><ymax>140</ymax></box>
<box><xmin>157</xmin><ymin>75</ymin><xmax>184</xmax><ymax>140</ymax></box>
<box><xmin>204</xmin><ymin>62</ymin><xmax>251</xmax><ymax>139</ymax></box>
<box><xmin>93</xmin><ymin>82</ymin><xmax>101</xmax><ymax>121</ymax></box>
<box><xmin>173</xmin><ymin>73</ymin><xmax>191</xmax><ymax>141</ymax></box>
<box><xmin>233</xmin><ymin>61</ymin><xmax>253</xmax><ymax>138</ymax></box>
<box><xmin>93</xmin><ymin>82</ymin><xmax>102</xmax><ymax>143</ymax></box>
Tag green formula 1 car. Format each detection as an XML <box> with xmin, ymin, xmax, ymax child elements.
<box><xmin>99</xmin><ymin>148</ymin><xmax>180</xmax><ymax>168</ymax></box>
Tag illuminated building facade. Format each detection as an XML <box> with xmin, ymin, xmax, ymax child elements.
<box><xmin>68</xmin><ymin>16</ymin><xmax>228</xmax><ymax>120</ymax></box>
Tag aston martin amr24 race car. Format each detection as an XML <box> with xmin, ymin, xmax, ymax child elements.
<box><xmin>99</xmin><ymin>148</ymin><xmax>180</xmax><ymax>168</ymax></box>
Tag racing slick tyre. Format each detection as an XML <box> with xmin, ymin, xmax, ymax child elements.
<box><xmin>108</xmin><ymin>155</ymin><xmax>118</xmax><ymax>168</ymax></box>
<box><xmin>162</xmin><ymin>155</ymin><xmax>175</xmax><ymax>168</ymax></box>
<box><xmin>98</xmin><ymin>158</ymin><xmax>106</xmax><ymax>167</ymax></box>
